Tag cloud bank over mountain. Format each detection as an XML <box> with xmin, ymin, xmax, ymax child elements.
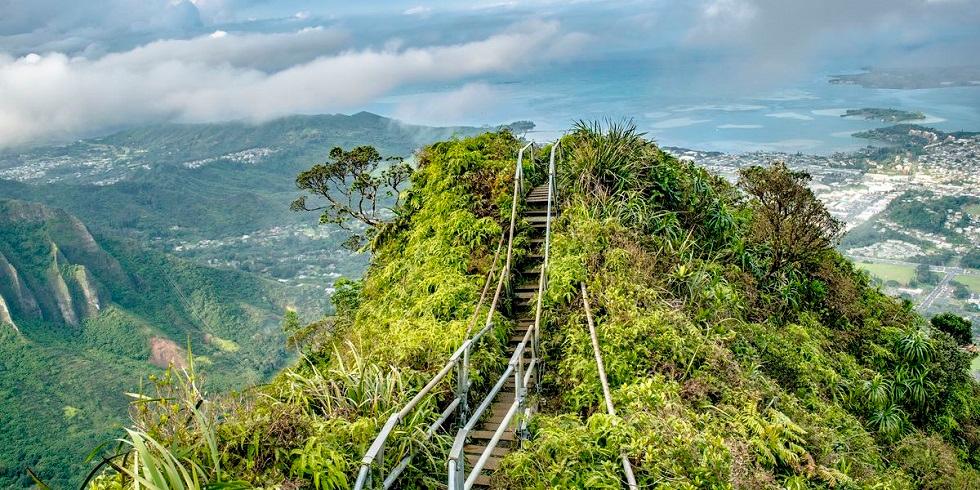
<box><xmin>1</xmin><ymin>0</ymin><xmax>978</xmax><ymax>147</ymax></box>
<box><xmin>0</xmin><ymin>20</ymin><xmax>582</xmax><ymax>147</ymax></box>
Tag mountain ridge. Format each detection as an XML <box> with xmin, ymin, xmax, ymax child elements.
<box><xmin>0</xmin><ymin>198</ymin><xmax>294</xmax><ymax>488</ymax></box>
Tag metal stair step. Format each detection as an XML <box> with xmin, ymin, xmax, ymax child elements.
<box><xmin>473</xmin><ymin>474</ymin><xmax>492</xmax><ymax>487</ymax></box>
<box><xmin>465</xmin><ymin>453</ymin><xmax>504</xmax><ymax>471</ymax></box>
<box><xmin>470</xmin><ymin>429</ymin><xmax>516</xmax><ymax>441</ymax></box>
<box><xmin>465</xmin><ymin>445</ymin><xmax>508</xmax><ymax>457</ymax></box>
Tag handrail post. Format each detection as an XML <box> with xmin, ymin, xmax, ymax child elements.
<box><xmin>581</xmin><ymin>282</ymin><xmax>639</xmax><ymax>490</ymax></box>
<box><xmin>515</xmin><ymin>354</ymin><xmax>526</xmax><ymax>444</ymax></box>
<box><xmin>375</xmin><ymin>441</ymin><xmax>385</xmax><ymax>489</ymax></box>
<box><xmin>456</xmin><ymin>344</ymin><xmax>470</xmax><ymax>424</ymax></box>
<box><xmin>448</xmin><ymin>429</ymin><xmax>468</xmax><ymax>490</ymax></box>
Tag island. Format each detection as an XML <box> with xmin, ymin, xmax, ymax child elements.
<box><xmin>842</xmin><ymin>108</ymin><xmax>926</xmax><ymax>123</ymax></box>
<box><xmin>829</xmin><ymin>66</ymin><xmax>980</xmax><ymax>89</ymax></box>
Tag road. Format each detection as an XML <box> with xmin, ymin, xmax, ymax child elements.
<box><xmin>917</xmin><ymin>271</ymin><xmax>955</xmax><ymax>311</ymax></box>
<box><xmin>846</xmin><ymin>255</ymin><xmax>979</xmax><ymax>312</ymax></box>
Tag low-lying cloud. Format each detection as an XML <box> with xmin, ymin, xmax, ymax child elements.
<box><xmin>685</xmin><ymin>0</ymin><xmax>980</xmax><ymax>87</ymax></box>
<box><xmin>0</xmin><ymin>20</ymin><xmax>580</xmax><ymax>147</ymax></box>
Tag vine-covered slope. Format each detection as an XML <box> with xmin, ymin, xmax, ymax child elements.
<box><xmin>88</xmin><ymin>126</ymin><xmax>979</xmax><ymax>489</ymax></box>
<box><xmin>88</xmin><ymin>131</ymin><xmax>531</xmax><ymax>488</ymax></box>
<box><xmin>498</xmin><ymin>124</ymin><xmax>980</xmax><ymax>488</ymax></box>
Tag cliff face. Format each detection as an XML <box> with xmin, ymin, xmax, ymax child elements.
<box><xmin>0</xmin><ymin>250</ymin><xmax>41</xmax><ymax>319</ymax></box>
<box><xmin>0</xmin><ymin>197</ymin><xmax>293</xmax><ymax>489</ymax></box>
<box><xmin>0</xmin><ymin>293</ymin><xmax>17</xmax><ymax>332</ymax></box>
<box><xmin>0</xmin><ymin>200</ymin><xmax>112</xmax><ymax>327</ymax></box>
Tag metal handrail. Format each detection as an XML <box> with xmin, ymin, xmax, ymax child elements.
<box><xmin>580</xmin><ymin>282</ymin><xmax>639</xmax><ymax>490</ymax></box>
<box><xmin>447</xmin><ymin>140</ymin><xmax>560</xmax><ymax>490</ymax></box>
<box><xmin>353</xmin><ymin>142</ymin><xmax>534</xmax><ymax>490</ymax></box>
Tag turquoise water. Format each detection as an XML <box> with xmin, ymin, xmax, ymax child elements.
<box><xmin>369</xmin><ymin>56</ymin><xmax>980</xmax><ymax>154</ymax></box>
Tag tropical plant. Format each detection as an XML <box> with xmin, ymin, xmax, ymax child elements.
<box><xmin>291</xmin><ymin>145</ymin><xmax>413</xmax><ymax>249</ymax></box>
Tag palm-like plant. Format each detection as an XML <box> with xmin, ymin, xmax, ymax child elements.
<box><xmin>896</xmin><ymin>330</ymin><xmax>933</xmax><ymax>364</ymax></box>
<box><xmin>868</xmin><ymin>404</ymin><xmax>907</xmax><ymax>440</ymax></box>
<box><xmin>862</xmin><ymin>373</ymin><xmax>893</xmax><ymax>410</ymax></box>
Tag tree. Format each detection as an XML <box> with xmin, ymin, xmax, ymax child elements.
<box><xmin>915</xmin><ymin>264</ymin><xmax>940</xmax><ymax>285</ymax></box>
<box><xmin>738</xmin><ymin>162</ymin><xmax>843</xmax><ymax>274</ymax></box>
<box><xmin>281</xmin><ymin>309</ymin><xmax>300</xmax><ymax>337</ymax></box>
<box><xmin>291</xmin><ymin>146</ymin><xmax>412</xmax><ymax>249</ymax></box>
<box><xmin>930</xmin><ymin>313</ymin><xmax>973</xmax><ymax>346</ymax></box>
<box><xmin>951</xmin><ymin>281</ymin><xmax>970</xmax><ymax>300</ymax></box>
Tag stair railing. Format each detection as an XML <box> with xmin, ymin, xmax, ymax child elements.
<box><xmin>352</xmin><ymin>142</ymin><xmax>533</xmax><ymax>490</ymax></box>
<box><xmin>580</xmin><ymin>282</ymin><xmax>639</xmax><ymax>490</ymax></box>
<box><xmin>446</xmin><ymin>140</ymin><xmax>559</xmax><ymax>490</ymax></box>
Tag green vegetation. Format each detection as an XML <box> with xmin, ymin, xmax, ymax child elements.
<box><xmin>842</xmin><ymin>108</ymin><xmax>926</xmax><ymax>123</ymax></box>
<box><xmin>87</xmin><ymin>131</ymin><xmax>528</xmax><ymax>488</ymax></box>
<box><xmin>858</xmin><ymin>262</ymin><xmax>917</xmax><ymax>286</ymax></box>
<box><xmin>955</xmin><ymin>275</ymin><xmax>980</xmax><ymax>293</ymax></box>
<box><xmin>0</xmin><ymin>201</ymin><xmax>291</xmax><ymax>488</ymax></box>
<box><xmin>963</xmin><ymin>250</ymin><xmax>980</xmax><ymax>270</ymax></box>
<box><xmin>931</xmin><ymin>313</ymin><xmax>973</xmax><ymax>346</ymax></box>
<box><xmin>499</xmin><ymin>124</ymin><xmax>980</xmax><ymax>487</ymax></box>
<box><xmin>0</xmin><ymin>112</ymin><xmax>490</xmax><ymax>315</ymax></box>
<box><xmin>291</xmin><ymin>145</ymin><xmax>412</xmax><ymax>249</ymax></box>
<box><xmin>84</xmin><ymin>125</ymin><xmax>980</xmax><ymax>488</ymax></box>
<box><xmin>853</xmin><ymin>124</ymin><xmax>980</xmax><ymax>151</ymax></box>
<box><xmin>1</xmin><ymin>114</ymin><xmax>515</xmax><ymax>487</ymax></box>
<box><xmin>883</xmin><ymin>190</ymin><xmax>980</xmax><ymax>242</ymax></box>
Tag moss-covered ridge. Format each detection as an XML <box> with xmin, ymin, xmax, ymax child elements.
<box><xmin>89</xmin><ymin>126</ymin><xmax>980</xmax><ymax>489</ymax></box>
<box><xmin>89</xmin><ymin>130</ymin><xmax>539</xmax><ymax>488</ymax></box>
<box><xmin>498</xmin><ymin>123</ymin><xmax>980</xmax><ymax>488</ymax></box>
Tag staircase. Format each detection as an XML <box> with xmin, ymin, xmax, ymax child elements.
<box><xmin>353</xmin><ymin>142</ymin><xmax>556</xmax><ymax>490</ymax></box>
<box><xmin>462</xmin><ymin>184</ymin><xmax>553</xmax><ymax>487</ymax></box>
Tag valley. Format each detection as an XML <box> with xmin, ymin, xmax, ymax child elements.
<box><xmin>0</xmin><ymin>112</ymin><xmax>494</xmax><ymax>487</ymax></box>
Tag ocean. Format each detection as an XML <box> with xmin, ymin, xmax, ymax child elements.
<box><xmin>368</xmin><ymin>56</ymin><xmax>980</xmax><ymax>155</ymax></box>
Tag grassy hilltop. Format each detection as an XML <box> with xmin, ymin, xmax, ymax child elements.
<box><xmin>85</xmin><ymin>125</ymin><xmax>980</xmax><ymax>489</ymax></box>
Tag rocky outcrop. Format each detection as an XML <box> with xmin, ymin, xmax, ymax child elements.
<box><xmin>149</xmin><ymin>336</ymin><xmax>187</xmax><ymax>369</ymax></box>
<box><xmin>71</xmin><ymin>266</ymin><xmax>103</xmax><ymax>319</ymax></box>
<box><xmin>46</xmin><ymin>249</ymin><xmax>79</xmax><ymax>327</ymax></box>
<box><xmin>0</xmin><ymin>251</ymin><xmax>41</xmax><ymax>319</ymax></box>
<box><xmin>0</xmin><ymin>293</ymin><xmax>18</xmax><ymax>333</ymax></box>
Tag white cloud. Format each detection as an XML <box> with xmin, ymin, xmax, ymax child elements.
<box><xmin>392</xmin><ymin>83</ymin><xmax>503</xmax><ymax>125</ymax></box>
<box><xmin>765</xmin><ymin>112</ymin><xmax>814</xmax><ymax>121</ymax></box>
<box><xmin>0</xmin><ymin>0</ymin><xmax>204</xmax><ymax>55</ymax></box>
<box><xmin>403</xmin><ymin>6</ymin><xmax>432</xmax><ymax>16</ymax></box>
<box><xmin>685</xmin><ymin>0</ymin><xmax>980</xmax><ymax>87</ymax></box>
<box><xmin>0</xmin><ymin>20</ymin><xmax>579</xmax><ymax>147</ymax></box>
<box><xmin>650</xmin><ymin>117</ymin><xmax>711</xmax><ymax>129</ymax></box>
<box><xmin>717</xmin><ymin>123</ymin><xmax>762</xmax><ymax>129</ymax></box>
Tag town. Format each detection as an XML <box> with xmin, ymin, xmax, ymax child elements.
<box><xmin>670</xmin><ymin>126</ymin><xmax>980</xmax><ymax>334</ymax></box>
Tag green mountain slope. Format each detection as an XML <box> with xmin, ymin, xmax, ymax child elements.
<box><xmin>0</xmin><ymin>112</ymin><xmax>487</xmax><ymax>240</ymax></box>
<box><xmin>0</xmin><ymin>113</ymin><xmax>508</xmax><ymax>316</ymax></box>
<box><xmin>87</xmin><ymin>126</ymin><xmax>980</xmax><ymax>488</ymax></box>
<box><xmin>0</xmin><ymin>199</ymin><xmax>291</xmax><ymax>488</ymax></box>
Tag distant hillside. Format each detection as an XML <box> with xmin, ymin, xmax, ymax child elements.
<box><xmin>0</xmin><ymin>199</ymin><xmax>291</xmax><ymax>488</ymax></box>
<box><xmin>0</xmin><ymin>112</ymin><xmax>487</xmax><ymax>237</ymax></box>
<box><xmin>0</xmin><ymin>113</ymin><xmax>511</xmax><ymax>316</ymax></box>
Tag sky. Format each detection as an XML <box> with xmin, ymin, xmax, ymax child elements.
<box><xmin>1</xmin><ymin>0</ymin><xmax>979</xmax><ymax>148</ymax></box>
